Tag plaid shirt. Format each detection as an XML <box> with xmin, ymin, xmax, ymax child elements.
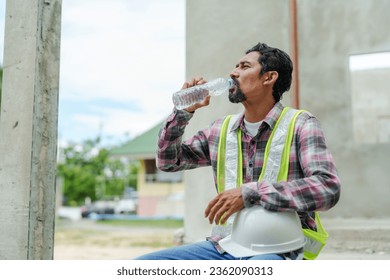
<box><xmin>157</xmin><ymin>102</ymin><xmax>341</xmax><ymax>234</ymax></box>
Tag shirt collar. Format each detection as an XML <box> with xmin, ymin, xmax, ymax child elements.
<box><xmin>229</xmin><ymin>102</ymin><xmax>285</xmax><ymax>133</ymax></box>
<box><xmin>263</xmin><ymin>102</ymin><xmax>284</xmax><ymax>130</ymax></box>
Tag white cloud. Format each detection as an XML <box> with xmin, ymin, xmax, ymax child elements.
<box><xmin>71</xmin><ymin>106</ymin><xmax>166</xmax><ymax>139</ymax></box>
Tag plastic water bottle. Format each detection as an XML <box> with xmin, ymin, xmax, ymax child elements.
<box><xmin>172</xmin><ymin>77</ymin><xmax>234</xmax><ymax>110</ymax></box>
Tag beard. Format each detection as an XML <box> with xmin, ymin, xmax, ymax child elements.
<box><xmin>228</xmin><ymin>82</ymin><xmax>247</xmax><ymax>103</ymax></box>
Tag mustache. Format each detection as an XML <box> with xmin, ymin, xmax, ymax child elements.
<box><xmin>232</xmin><ymin>78</ymin><xmax>240</xmax><ymax>88</ymax></box>
<box><xmin>228</xmin><ymin>79</ymin><xmax>247</xmax><ymax>103</ymax></box>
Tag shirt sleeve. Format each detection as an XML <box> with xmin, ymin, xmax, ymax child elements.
<box><xmin>241</xmin><ymin>113</ymin><xmax>341</xmax><ymax>212</ymax></box>
<box><xmin>156</xmin><ymin>109</ymin><xmax>211</xmax><ymax>172</ymax></box>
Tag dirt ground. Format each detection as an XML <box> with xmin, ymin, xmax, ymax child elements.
<box><xmin>316</xmin><ymin>218</ymin><xmax>390</xmax><ymax>260</ymax></box>
<box><xmin>53</xmin><ymin>218</ymin><xmax>390</xmax><ymax>260</ymax></box>
<box><xmin>54</xmin><ymin>219</ymin><xmax>177</xmax><ymax>260</ymax></box>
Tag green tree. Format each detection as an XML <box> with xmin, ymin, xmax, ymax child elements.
<box><xmin>128</xmin><ymin>161</ymin><xmax>139</xmax><ymax>189</ymax></box>
<box><xmin>57</xmin><ymin>137</ymin><xmax>135</xmax><ymax>206</ymax></box>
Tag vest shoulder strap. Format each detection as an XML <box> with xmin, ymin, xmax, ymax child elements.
<box><xmin>217</xmin><ymin>114</ymin><xmax>241</xmax><ymax>193</ymax></box>
<box><xmin>259</xmin><ymin>107</ymin><xmax>304</xmax><ymax>182</ymax></box>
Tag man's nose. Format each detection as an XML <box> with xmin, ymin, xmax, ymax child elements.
<box><xmin>230</xmin><ymin>69</ymin><xmax>238</xmax><ymax>79</ymax></box>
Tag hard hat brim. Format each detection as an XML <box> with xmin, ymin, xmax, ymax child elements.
<box><xmin>219</xmin><ymin>235</ymin><xmax>306</xmax><ymax>258</ymax></box>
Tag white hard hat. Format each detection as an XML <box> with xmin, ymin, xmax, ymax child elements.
<box><xmin>219</xmin><ymin>206</ymin><xmax>306</xmax><ymax>257</ymax></box>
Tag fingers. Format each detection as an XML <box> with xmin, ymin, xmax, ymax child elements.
<box><xmin>213</xmin><ymin>206</ymin><xmax>233</xmax><ymax>225</ymax></box>
<box><xmin>206</xmin><ymin>198</ymin><xmax>234</xmax><ymax>225</ymax></box>
<box><xmin>205</xmin><ymin>189</ymin><xmax>244</xmax><ymax>225</ymax></box>
<box><xmin>181</xmin><ymin>76</ymin><xmax>206</xmax><ymax>90</ymax></box>
<box><xmin>185</xmin><ymin>95</ymin><xmax>211</xmax><ymax>113</ymax></box>
<box><xmin>204</xmin><ymin>195</ymin><xmax>224</xmax><ymax>224</ymax></box>
<box><xmin>181</xmin><ymin>76</ymin><xmax>210</xmax><ymax>113</ymax></box>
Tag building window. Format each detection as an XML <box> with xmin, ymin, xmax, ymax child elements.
<box><xmin>144</xmin><ymin>159</ymin><xmax>183</xmax><ymax>183</ymax></box>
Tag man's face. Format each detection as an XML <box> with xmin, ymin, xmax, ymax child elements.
<box><xmin>229</xmin><ymin>51</ymin><xmax>263</xmax><ymax>103</ymax></box>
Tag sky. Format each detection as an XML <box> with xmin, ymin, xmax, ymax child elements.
<box><xmin>0</xmin><ymin>0</ymin><xmax>185</xmax><ymax>147</ymax></box>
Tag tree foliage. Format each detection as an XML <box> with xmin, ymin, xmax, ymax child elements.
<box><xmin>57</xmin><ymin>137</ymin><xmax>138</xmax><ymax>206</ymax></box>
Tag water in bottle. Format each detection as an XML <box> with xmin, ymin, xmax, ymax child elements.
<box><xmin>172</xmin><ymin>77</ymin><xmax>234</xmax><ymax>110</ymax></box>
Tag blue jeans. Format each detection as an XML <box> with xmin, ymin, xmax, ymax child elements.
<box><xmin>134</xmin><ymin>241</ymin><xmax>284</xmax><ymax>260</ymax></box>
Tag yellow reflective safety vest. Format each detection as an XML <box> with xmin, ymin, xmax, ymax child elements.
<box><xmin>217</xmin><ymin>107</ymin><xmax>328</xmax><ymax>260</ymax></box>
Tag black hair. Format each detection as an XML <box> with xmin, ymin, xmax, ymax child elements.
<box><xmin>246</xmin><ymin>43</ymin><xmax>293</xmax><ymax>102</ymax></box>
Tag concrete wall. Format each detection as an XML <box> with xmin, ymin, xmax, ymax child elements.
<box><xmin>184</xmin><ymin>0</ymin><xmax>390</xmax><ymax>242</ymax></box>
<box><xmin>297</xmin><ymin>0</ymin><xmax>390</xmax><ymax>218</ymax></box>
<box><xmin>350</xmin><ymin>69</ymin><xmax>389</xmax><ymax>144</ymax></box>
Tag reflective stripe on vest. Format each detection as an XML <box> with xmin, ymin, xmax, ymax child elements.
<box><xmin>216</xmin><ymin>107</ymin><xmax>328</xmax><ymax>260</ymax></box>
<box><xmin>217</xmin><ymin>114</ymin><xmax>242</xmax><ymax>193</ymax></box>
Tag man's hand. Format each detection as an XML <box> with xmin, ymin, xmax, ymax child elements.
<box><xmin>204</xmin><ymin>188</ymin><xmax>244</xmax><ymax>225</ymax></box>
<box><xmin>181</xmin><ymin>77</ymin><xmax>210</xmax><ymax>112</ymax></box>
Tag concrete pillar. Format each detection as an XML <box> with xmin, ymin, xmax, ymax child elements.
<box><xmin>0</xmin><ymin>0</ymin><xmax>62</xmax><ymax>259</ymax></box>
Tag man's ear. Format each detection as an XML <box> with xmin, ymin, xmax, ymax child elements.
<box><xmin>264</xmin><ymin>71</ymin><xmax>278</xmax><ymax>85</ymax></box>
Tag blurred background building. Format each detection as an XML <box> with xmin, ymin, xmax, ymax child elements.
<box><xmin>111</xmin><ymin>121</ymin><xmax>185</xmax><ymax>218</ymax></box>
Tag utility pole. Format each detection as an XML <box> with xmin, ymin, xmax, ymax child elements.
<box><xmin>0</xmin><ymin>0</ymin><xmax>62</xmax><ymax>259</ymax></box>
<box><xmin>290</xmin><ymin>0</ymin><xmax>300</xmax><ymax>109</ymax></box>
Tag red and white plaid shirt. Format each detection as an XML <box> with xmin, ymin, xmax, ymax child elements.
<box><xmin>157</xmin><ymin>102</ymin><xmax>341</xmax><ymax>233</ymax></box>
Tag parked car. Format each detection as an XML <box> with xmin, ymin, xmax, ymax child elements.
<box><xmin>80</xmin><ymin>200</ymin><xmax>116</xmax><ymax>218</ymax></box>
<box><xmin>114</xmin><ymin>199</ymin><xmax>137</xmax><ymax>214</ymax></box>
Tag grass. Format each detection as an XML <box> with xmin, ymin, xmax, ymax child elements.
<box><xmin>96</xmin><ymin>218</ymin><xmax>184</xmax><ymax>228</ymax></box>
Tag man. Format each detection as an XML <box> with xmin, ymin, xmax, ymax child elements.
<box><xmin>135</xmin><ymin>42</ymin><xmax>341</xmax><ymax>260</ymax></box>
